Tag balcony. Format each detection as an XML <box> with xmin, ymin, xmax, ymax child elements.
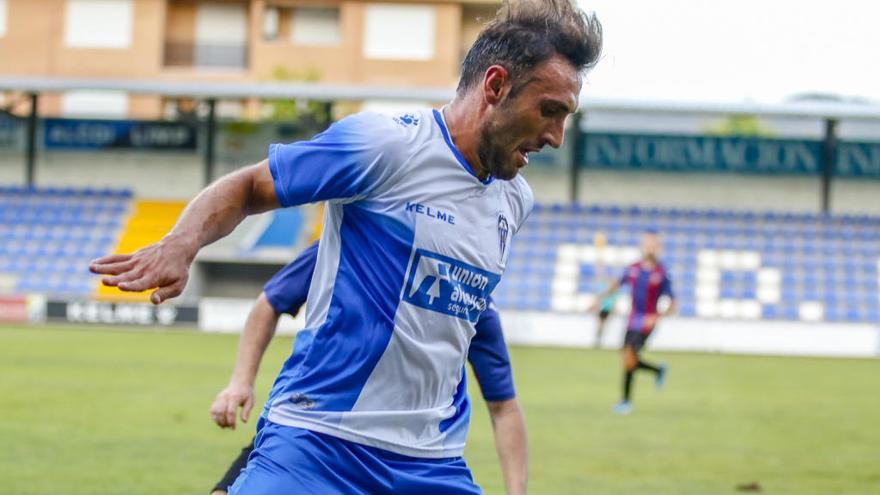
<box><xmin>163</xmin><ymin>41</ymin><xmax>248</xmax><ymax>70</ymax></box>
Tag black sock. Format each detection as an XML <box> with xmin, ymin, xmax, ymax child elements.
<box><xmin>637</xmin><ymin>359</ymin><xmax>661</xmax><ymax>375</ymax></box>
<box><xmin>623</xmin><ymin>370</ymin><xmax>634</xmax><ymax>402</ymax></box>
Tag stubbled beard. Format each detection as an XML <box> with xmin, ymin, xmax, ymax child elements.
<box><xmin>477</xmin><ymin>123</ymin><xmax>518</xmax><ymax>181</ymax></box>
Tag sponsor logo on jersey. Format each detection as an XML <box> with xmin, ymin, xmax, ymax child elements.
<box><xmin>403</xmin><ymin>249</ymin><xmax>501</xmax><ymax>322</ymax></box>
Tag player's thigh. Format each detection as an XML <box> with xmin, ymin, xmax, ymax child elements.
<box><xmin>621</xmin><ymin>334</ymin><xmax>640</xmax><ymax>367</ymax></box>
<box><xmin>229</xmin><ymin>423</ymin><xmax>390</xmax><ymax>495</ymax></box>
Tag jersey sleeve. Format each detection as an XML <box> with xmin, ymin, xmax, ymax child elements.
<box><xmin>268</xmin><ymin>112</ymin><xmax>404</xmax><ymax>207</ymax></box>
<box><xmin>263</xmin><ymin>241</ymin><xmax>320</xmax><ymax>316</ymax></box>
<box><xmin>660</xmin><ymin>271</ymin><xmax>675</xmax><ymax>299</ymax></box>
<box><xmin>618</xmin><ymin>267</ymin><xmax>631</xmax><ymax>287</ymax></box>
<box><xmin>467</xmin><ymin>298</ymin><xmax>516</xmax><ymax>402</ymax></box>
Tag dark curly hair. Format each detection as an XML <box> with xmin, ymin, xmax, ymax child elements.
<box><xmin>457</xmin><ymin>0</ymin><xmax>603</xmax><ymax>95</ymax></box>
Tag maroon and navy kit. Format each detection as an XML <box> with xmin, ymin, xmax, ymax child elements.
<box><xmin>619</xmin><ymin>261</ymin><xmax>675</xmax><ymax>334</ymax></box>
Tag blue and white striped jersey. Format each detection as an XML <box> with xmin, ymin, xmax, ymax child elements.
<box><xmin>264</xmin><ymin>108</ymin><xmax>533</xmax><ymax>458</ymax></box>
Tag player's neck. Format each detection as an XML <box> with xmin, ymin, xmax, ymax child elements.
<box><xmin>442</xmin><ymin>98</ymin><xmax>489</xmax><ymax>180</ymax></box>
<box><xmin>641</xmin><ymin>257</ymin><xmax>657</xmax><ymax>269</ymax></box>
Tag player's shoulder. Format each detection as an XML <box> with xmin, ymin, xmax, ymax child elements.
<box><xmin>626</xmin><ymin>261</ymin><xmax>642</xmax><ymax>274</ymax></box>
<box><xmin>334</xmin><ymin>109</ymin><xmax>431</xmax><ymax>144</ymax></box>
<box><xmin>334</xmin><ymin>110</ymin><xmax>432</xmax><ymax>183</ymax></box>
<box><xmin>496</xmin><ymin>174</ymin><xmax>534</xmax><ymax>227</ymax></box>
<box><xmin>506</xmin><ymin>174</ymin><xmax>534</xmax><ymax>201</ymax></box>
<box><xmin>656</xmin><ymin>261</ymin><xmax>671</xmax><ymax>276</ymax></box>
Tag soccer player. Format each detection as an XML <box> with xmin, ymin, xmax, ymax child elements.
<box><xmin>208</xmin><ymin>242</ymin><xmax>527</xmax><ymax>495</ymax></box>
<box><xmin>90</xmin><ymin>1</ymin><xmax>601</xmax><ymax>492</ymax></box>
<box><xmin>593</xmin><ymin>275</ymin><xmax>618</xmax><ymax>348</ymax></box>
<box><xmin>594</xmin><ymin>231</ymin><xmax>676</xmax><ymax>415</ymax></box>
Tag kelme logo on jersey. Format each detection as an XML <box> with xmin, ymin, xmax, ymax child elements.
<box><xmin>393</xmin><ymin>113</ymin><xmax>420</xmax><ymax>127</ymax></box>
<box><xmin>403</xmin><ymin>249</ymin><xmax>501</xmax><ymax>323</ymax></box>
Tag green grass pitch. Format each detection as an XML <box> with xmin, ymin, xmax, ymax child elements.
<box><xmin>2</xmin><ymin>325</ymin><xmax>878</xmax><ymax>494</ymax></box>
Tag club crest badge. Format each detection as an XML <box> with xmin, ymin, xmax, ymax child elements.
<box><xmin>497</xmin><ymin>213</ymin><xmax>509</xmax><ymax>262</ymax></box>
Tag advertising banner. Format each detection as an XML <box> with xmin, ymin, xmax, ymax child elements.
<box><xmin>44</xmin><ymin>118</ymin><xmax>197</xmax><ymax>151</ymax></box>
<box><xmin>45</xmin><ymin>300</ymin><xmax>199</xmax><ymax>327</ymax></box>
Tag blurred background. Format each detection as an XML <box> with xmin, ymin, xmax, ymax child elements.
<box><xmin>0</xmin><ymin>1</ymin><xmax>878</xmax><ymax>494</ymax></box>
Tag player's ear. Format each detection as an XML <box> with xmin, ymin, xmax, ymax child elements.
<box><xmin>483</xmin><ymin>65</ymin><xmax>511</xmax><ymax>106</ymax></box>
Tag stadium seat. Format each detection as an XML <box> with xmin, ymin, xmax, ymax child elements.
<box><xmin>3</xmin><ymin>188</ymin><xmax>877</xmax><ymax>323</ymax></box>
<box><xmin>0</xmin><ymin>186</ymin><xmax>132</xmax><ymax>297</ymax></box>
<box><xmin>491</xmin><ymin>202</ymin><xmax>880</xmax><ymax>323</ymax></box>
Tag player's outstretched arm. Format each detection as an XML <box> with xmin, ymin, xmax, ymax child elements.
<box><xmin>210</xmin><ymin>293</ymin><xmax>280</xmax><ymax>430</ymax></box>
<box><xmin>89</xmin><ymin>161</ymin><xmax>279</xmax><ymax>304</ymax></box>
<box><xmin>487</xmin><ymin>398</ymin><xmax>528</xmax><ymax>495</ymax></box>
<box><xmin>588</xmin><ymin>279</ymin><xmax>621</xmax><ymax>312</ymax></box>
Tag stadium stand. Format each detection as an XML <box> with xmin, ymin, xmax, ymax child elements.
<box><xmin>493</xmin><ymin>203</ymin><xmax>880</xmax><ymax>325</ymax></box>
<box><xmin>1</xmin><ymin>185</ymin><xmax>876</xmax><ymax>325</ymax></box>
<box><xmin>0</xmin><ymin>186</ymin><xmax>130</xmax><ymax>297</ymax></box>
<box><xmin>95</xmin><ymin>200</ymin><xmax>187</xmax><ymax>302</ymax></box>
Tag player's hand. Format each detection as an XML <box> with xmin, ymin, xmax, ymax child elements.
<box><xmin>644</xmin><ymin>314</ymin><xmax>659</xmax><ymax>328</ymax></box>
<box><xmin>88</xmin><ymin>234</ymin><xmax>195</xmax><ymax>305</ymax></box>
<box><xmin>210</xmin><ymin>381</ymin><xmax>255</xmax><ymax>430</ymax></box>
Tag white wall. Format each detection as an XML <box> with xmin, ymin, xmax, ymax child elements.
<box><xmin>363</xmin><ymin>4</ymin><xmax>435</xmax><ymax>60</ymax></box>
<box><xmin>0</xmin><ymin>0</ymin><xmax>7</xmax><ymax>38</ymax></box>
<box><xmin>34</xmin><ymin>152</ymin><xmax>202</xmax><ymax>199</ymax></box>
<box><xmin>192</xmin><ymin>297</ymin><xmax>880</xmax><ymax>358</ymax></box>
<box><xmin>64</xmin><ymin>0</ymin><xmax>133</xmax><ymax>49</ymax></box>
<box><xmin>61</xmin><ymin>90</ymin><xmax>128</xmax><ymax>118</ymax></box>
<box><xmin>499</xmin><ymin>311</ymin><xmax>880</xmax><ymax>358</ymax></box>
<box><xmin>290</xmin><ymin>7</ymin><xmax>341</xmax><ymax>46</ymax></box>
<box><xmin>199</xmin><ymin>297</ymin><xmax>305</xmax><ymax>335</ymax></box>
<box><xmin>195</xmin><ymin>2</ymin><xmax>247</xmax><ymax>44</ymax></box>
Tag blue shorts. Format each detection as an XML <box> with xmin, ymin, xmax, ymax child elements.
<box><xmin>228</xmin><ymin>420</ymin><xmax>482</xmax><ymax>495</ymax></box>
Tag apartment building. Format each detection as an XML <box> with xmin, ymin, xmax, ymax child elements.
<box><xmin>0</xmin><ymin>0</ymin><xmax>497</xmax><ymax>118</ymax></box>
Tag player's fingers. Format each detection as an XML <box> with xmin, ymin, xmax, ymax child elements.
<box><xmin>210</xmin><ymin>399</ymin><xmax>225</xmax><ymax>426</ymax></box>
<box><xmin>213</xmin><ymin>401</ymin><xmax>233</xmax><ymax>428</ymax></box>
<box><xmin>89</xmin><ymin>259</ymin><xmax>136</xmax><ymax>276</ymax></box>
<box><xmin>149</xmin><ymin>281</ymin><xmax>184</xmax><ymax>305</ymax></box>
<box><xmin>241</xmin><ymin>395</ymin><xmax>254</xmax><ymax>423</ymax></box>
<box><xmin>101</xmin><ymin>269</ymin><xmax>144</xmax><ymax>288</ymax></box>
<box><xmin>89</xmin><ymin>253</ymin><xmax>133</xmax><ymax>271</ymax></box>
<box><xmin>210</xmin><ymin>398</ymin><xmax>225</xmax><ymax>419</ymax></box>
<box><xmin>225</xmin><ymin>401</ymin><xmax>237</xmax><ymax>430</ymax></box>
<box><xmin>117</xmin><ymin>274</ymin><xmax>161</xmax><ymax>293</ymax></box>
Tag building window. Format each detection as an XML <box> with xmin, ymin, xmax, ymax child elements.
<box><xmin>193</xmin><ymin>2</ymin><xmax>248</xmax><ymax>68</ymax></box>
<box><xmin>62</xmin><ymin>91</ymin><xmax>128</xmax><ymax>118</ymax></box>
<box><xmin>64</xmin><ymin>0</ymin><xmax>133</xmax><ymax>49</ymax></box>
<box><xmin>291</xmin><ymin>7</ymin><xmax>341</xmax><ymax>46</ymax></box>
<box><xmin>363</xmin><ymin>4</ymin><xmax>435</xmax><ymax>60</ymax></box>
<box><xmin>0</xmin><ymin>0</ymin><xmax>7</xmax><ymax>38</ymax></box>
<box><xmin>263</xmin><ymin>6</ymin><xmax>280</xmax><ymax>41</ymax></box>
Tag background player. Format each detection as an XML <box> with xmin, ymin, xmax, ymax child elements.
<box><xmin>591</xmin><ymin>231</ymin><xmax>618</xmax><ymax>348</ymax></box>
<box><xmin>594</xmin><ymin>230</ymin><xmax>675</xmax><ymax>414</ymax></box>
<box><xmin>208</xmin><ymin>242</ymin><xmax>528</xmax><ymax>495</ymax></box>
<box><xmin>593</xmin><ymin>276</ymin><xmax>618</xmax><ymax>348</ymax></box>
